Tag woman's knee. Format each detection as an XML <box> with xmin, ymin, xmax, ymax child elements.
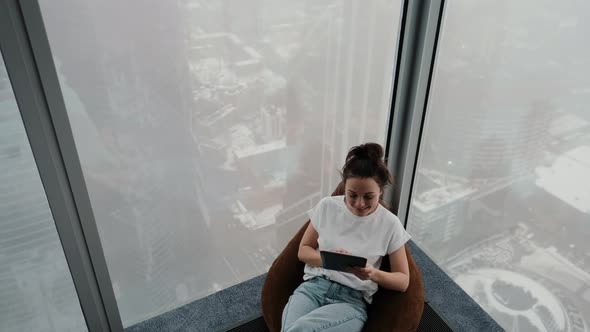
<box><xmin>281</xmin><ymin>292</ymin><xmax>321</xmax><ymax>331</ymax></box>
<box><xmin>284</xmin><ymin>315</ymin><xmax>366</xmax><ymax>332</ymax></box>
<box><xmin>282</xmin><ymin>317</ymin><xmax>312</xmax><ymax>332</ymax></box>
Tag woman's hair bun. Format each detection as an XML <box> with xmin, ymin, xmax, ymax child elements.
<box><xmin>342</xmin><ymin>142</ymin><xmax>392</xmax><ymax>190</ymax></box>
<box><xmin>346</xmin><ymin>142</ymin><xmax>384</xmax><ymax>163</ymax></box>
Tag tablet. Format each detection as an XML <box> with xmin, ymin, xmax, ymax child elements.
<box><xmin>320</xmin><ymin>250</ymin><xmax>367</xmax><ymax>272</ymax></box>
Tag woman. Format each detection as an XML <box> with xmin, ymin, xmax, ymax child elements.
<box><xmin>281</xmin><ymin>143</ymin><xmax>411</xmax><ymax>332</ymax></box>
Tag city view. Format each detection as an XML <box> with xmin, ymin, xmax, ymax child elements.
<box><xmin>1</xmin><ymin>0</ymin><xmax>589</xmax><ymax>331</ymax></box>
<box><xmin>1</xmin><ymin>57</ymin><xmax>87</xmax><ymax>330</ymax></box>
<box><xmin>37</xmin><ymin>0</ymin><xmax>400</xmax><ymax>327</ymax></box>
<box><xmin>408</xmin><ymin>1</ymin><xmax>590</xmax><ymax>331</ymax></box>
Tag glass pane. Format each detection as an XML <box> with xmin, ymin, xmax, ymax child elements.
<box><xmin>408</xmin><ymin>1</ymin><xmax>590</xmax><ymax>331</ymax></box>
<box><xmin>38</xmin><ymin>0</ymin><xmax>402</xmax><ymax>326</ymax></box>
<box><xmin>0</xmin><ymin>53</ymin><xmax>87</xmax><ymax>331</ymax></box>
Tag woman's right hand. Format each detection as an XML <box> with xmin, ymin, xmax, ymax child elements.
<box><xmin>334</xmin><ymin>248</ymin><xmax>351</xmax><ymax>255</ymax></box>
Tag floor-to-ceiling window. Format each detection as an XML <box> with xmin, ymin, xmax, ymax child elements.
<box><xmin>38</xmin><ymin>0</ymin><xmax>403</xmax><ymax>326</ymax></box>
<box><xmin>408</xmin><ymin>1</ymin><xmax>590</xmax><ymax>331</ymax></box>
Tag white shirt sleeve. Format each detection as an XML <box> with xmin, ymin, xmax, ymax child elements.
<box><xmin>386</xmin><ymin>217</ymin><xmax>411</xmax><ymax>255</ymax></box>
<box><xmin>307</xmin><ymin>197</ymin><xmax>326</xmax><ymax>230</ymax></box>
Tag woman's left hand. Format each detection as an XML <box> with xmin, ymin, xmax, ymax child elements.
<box><xmin>350</xmin><ymin>265</ymin><xmax>380</xmax><ymax>281</ymax></box>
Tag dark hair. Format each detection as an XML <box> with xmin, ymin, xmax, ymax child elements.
<box><xmin>341</xmin><ymin>143</ymin><xmax>393</xmax><ymax>190</ymax></box>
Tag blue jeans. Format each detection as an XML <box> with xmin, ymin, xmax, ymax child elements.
<box><xmin>281</xmin><ymin>277</ymin><xmax>368</xmax><ymax>332</ymax></box>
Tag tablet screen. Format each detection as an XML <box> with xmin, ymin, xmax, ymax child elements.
<box><xmin>320</xmin><ymin>250</ymin><xmax>367</xmax><ymax>272</ymax></box>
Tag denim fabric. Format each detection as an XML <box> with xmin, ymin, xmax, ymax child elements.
<box><xmin>281</xmin><ymin>277</ymin><xmax>367</xmax><ymax>332</ymax></box>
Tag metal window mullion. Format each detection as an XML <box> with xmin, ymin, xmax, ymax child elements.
<box><xmin>385</xmin><ymin>0</ymin><xmax>445</xmax><ymax>227</ymax></box>
<box><xmin>0</xmin><ymin>0</ymin><xmax>123</xmax><ymax>331</ymax></box>
<box><xmin>16</xmin><ymin>2</ymin><xmax>124</xmax><ymax>330</ymax></box>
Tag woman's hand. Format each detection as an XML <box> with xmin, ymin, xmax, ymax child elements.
<box><xmin>350</xmin><ymin>264</ymin><xmax>381</xmax><ymax>282</ymax></box>
<box><xmin>334</xmin><ymin>248</ymin><xmax>351</xmax><ymax>255</ymax></box>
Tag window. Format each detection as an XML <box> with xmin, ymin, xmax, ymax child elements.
<box><xmin>39</xmin><ymin>0</ymin><xmax>403</xmax><ymax>325</ymax></box>
<box><xmin>0</xmin><ymin>52</ymin><xmax>87</xmax><ymax>331</ymax></box>
<box><xmin>408</xmin><ymin>0</ymin><xmax>590</xmax><ymax>330</ymax></box>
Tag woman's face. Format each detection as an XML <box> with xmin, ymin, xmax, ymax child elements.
<box><xmin>344</xmin><ymin>177</ymin><xmax>382</xmax><ymax>217</ymax></box>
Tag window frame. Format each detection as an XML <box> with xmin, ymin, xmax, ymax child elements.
<box><xmin>0</xmin><ymin>0</ymin><xmax>123</xmax><ymax>331</ymax></box>
<box><xmin>385</xmin><ymin>0</ymin><xmax>445</xmax><ymax>228</ymax></box>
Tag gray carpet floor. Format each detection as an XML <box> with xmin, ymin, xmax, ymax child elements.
<box><xmin>126</xmin><ymin>241</ymin><xmax>502</xmax><ymax>332</ymax></box>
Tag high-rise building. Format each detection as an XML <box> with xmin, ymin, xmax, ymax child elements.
<box><xmin>39</xmin><ymin>0</ymin><xmax>213</xmax><ymax>322</ymax></box>
<box><xmin>0</xmin><ymin>57</ymin><xmax>83</xmax><ymax>331</ymax></box>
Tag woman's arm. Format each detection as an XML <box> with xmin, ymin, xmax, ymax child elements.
<box><xmin>298</xmin><ymin>223</ymin><xmax>322</xmax><ymax>267</ymax></box>
<box><xmin>351</xmin><ymin>245</ymin><xmax>410</xmax><ymax>292</ymax></box>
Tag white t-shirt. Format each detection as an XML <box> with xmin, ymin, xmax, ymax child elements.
<box><xmin>303</xmin><ymin>195</ymin><xmax>411</xmax><ymax>303</ymax></box>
